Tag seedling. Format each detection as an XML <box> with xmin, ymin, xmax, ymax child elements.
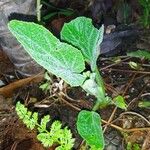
<box><xmin>39</xmin><ymin>72</ymin><xmax>52</xmax><ymax>94</ymax></box>
<box><xmin>8</xmin><ymin>17</ymin><xmax>127</xmax><ymax>149</ymax></box>
<box><xmin>16</xmin><ymin>101</ymin><xmax>74</xmax><ymax>149</ymax></box>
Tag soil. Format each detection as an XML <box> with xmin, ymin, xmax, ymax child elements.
<box><xmin>0</xmin><ymin>53</ymin><xmax>150</xmax><ymax>149</ymax></box>
<box><xmin>0</xmin><ymin>0</ymin><xmax>150</xmax><ymax>150</ymax></box>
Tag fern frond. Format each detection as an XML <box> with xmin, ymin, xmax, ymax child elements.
<box><xmin>58</xmin><ymin>127</ymin><xmax>75</xmax><ymax>150</ymax></box>
<box><xmin>38</xmin><ymin>115</ymin><xmax>50</xmax><ymax>132</ymax></box>
<box><xmin>15</xmin><ymin>101</ymin><xmax>74</xmax><ymax>149</ymax></box>
<box><xmin>16</xmin><ymin>101</ymin><xmax>38</xmax><ymax>129</ymax></box>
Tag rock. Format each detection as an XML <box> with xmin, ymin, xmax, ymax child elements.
<box><xmin>100</xmin><ymin>27</ymin><xmax>139</xmax><ymax>56</ymax></box>
<box><xmin>0</xmin><ymin>0</ymin><xmax>44</xmax><ymax>77</ymax></box>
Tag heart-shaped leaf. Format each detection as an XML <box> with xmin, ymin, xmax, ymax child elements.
<box><xmin>77</xmin><ymin>110</ymin><xmax>104</xmax><ymax>149</ymax></box>
<box><xmin>61</xmin><ymin>17</ymin><xmax>104</xmax><ymax>71</ymax></box>
<box><xmin>113</xmin><ymin>95</ymin><xmax>127</xmax><ymax>110</ymax></box>
<box><xmin>8</xmin><ymin>20</ymin><xmax>86</xmax><ymax>86</ymax></box>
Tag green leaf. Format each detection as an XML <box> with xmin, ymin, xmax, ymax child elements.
<box><xmin>113</xmin><ymin>95</ymin><xmax>127</xmax><ymax>110</ymax></box>
<box><xmin>28</xmin><ymin>112</ymin><xmax>38</xmax><ymax>129</ymax></box>
<box><xmin>90</xmin><ymin>145</ymin><xmax>103</xmax><ymax>150</ymax></box>
<box><xmin>37</xmin><ymin>120</ymin><xmax>74</xmax><ymax>148</ymax></box>
<box><xmin>127</xmin><ymin>50</ymin><xmax>150</xmax><ymax>60</ymax></box>
<box><xmin>15</xmin><ymin>102</ymin><xmax>74</xmax><ymax>149</ymax></box>
<box><xmin>50</xmin><ymin>121</ymin><xmax>62</xmax><ymax>137</ymax></box>
<box><xmin>16</xmin><ymin>101</ymin><xmax>28</xmax><ymax>119</ymax></box>
<box><xmin>44</xmin><ymin>72</ymin><xmax>52</xmax><ymax>81</ymax></box>
<box><xmin>38</xmin><ymin>115</ymin><xmax>50</xmax><ymax>132</ymax></box>
<box><xmin>16</xmin><ymin>102</ymin><xmax>38</xmax><ymax>130</ymax></box>
<box><xmin>61</xmin><ymin>17</ymin><xmax>104</xmax><ymax>71</ymax></box>
<box><xmin>23</xmin><ymin>111</ymin><xmax>38</xmax><ymax>130</ymax></box>
<box><xmin>82</xmin><ymin>73</ymin><xmax>99</xmax><ymax>97</ymax></box>
<box><xmin>39</xmin><ymin>82</ymin><xmax>50</xmax><ymax>91</ymax></box>
<box><xmin>8</xmin><ymin>20</ymin><xmax>86</xmax><ymax>87</ymax></box>
<box><xmin>138</xmin><ymin>101</ymin><xmax>150</xmax><ymax>108</ymax></box>
<box><xmin>77</xmin><ymin>110</ymin><xmax>104</xmax><ymax>149</ymax></box>
<box><xmin>58</xmin><ymin>8</ymin><xmax>75</xmax><ymax>16</ymax></box>
<box><xmin>37</xmin><ymin>133</ymin><xmax>53</xmax><ymax>147</ymax></box>
<box><xmin>43</xmin><ymin>12</ymin><xmax>58</xmax><ymax>20</ymax></box>
<box><xmin>58</xmin><ymin>128</ymin><xmax>75</xmax><ymax>150</ymax></box>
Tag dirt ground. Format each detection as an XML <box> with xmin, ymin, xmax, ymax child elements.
<box><xmin>0</xmin><ymin>47</ymin><xmax>150</xmax><ymax>149</ymax></box>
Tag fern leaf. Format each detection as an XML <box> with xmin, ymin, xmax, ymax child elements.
<box><xmin>58</xmin><ymin>127</ymin><xmax>75</xmax><ymax>150</ymax></box>
<box><xmin>15</xmin><ymin>102</ymin><xmax>74</xmax><ymax>149</ymax></box>
<box><xmin>38</xmin><ymin>115</ymin><xmax>50</xmax><ymax>132</ymax></box>
<box><xmin>16</xmin><ymin>102</ymin><xmax>38</xmax><ymax>130</ymax></box>
<box><xmin>16</xmin><ymin>101</ymin><xmax>28</xmax><ymax>119</ymax></box>
<box><xmin>37</xmin><ymin>133</ymin><xmax>53</xmax><ymax>147</ymax></box>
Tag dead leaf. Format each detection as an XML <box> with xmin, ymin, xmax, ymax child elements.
<box><xmin>0</xmin><ymin>74</ymin><xmax>44</xmax><ymax>97</ymax></box>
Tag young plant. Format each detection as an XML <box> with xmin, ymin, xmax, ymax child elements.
<box><xmin>138</xmin><ymin>0</ymin><xmax>150</xmax><ymax>28</ymax></box>
<box><xmin>39</xmin><ymin>72</ymin><xmax>52</xmax><ymax>94</ymax></box>
<box><xmin>8</xmin><ymin>17</ymin><xmax>126</xmax><ymax>149</ymax></box>
<box><xmin>16</xmin><ymin>101</ymin><xmax>74</xmax><ymax>149</ymax></box>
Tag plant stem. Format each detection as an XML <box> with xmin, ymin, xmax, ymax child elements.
<box><xmin>92</xmin><ymin>100</ymin><xmax>102</xmax><ymax>111</ymax></box>
<box><xmin>92</xmin><ymin>66</ymin><xmax>106</xmax><ymax>111</ymax></box>
<box><xmin>37</xmin><ymin>0</ymin><xmax>41</xmax><ymax>22</ymax></box>
<box><xmin>95</xmin><ymin>66</ymin><xmax>105</xmax><ymax>94</ymax></box>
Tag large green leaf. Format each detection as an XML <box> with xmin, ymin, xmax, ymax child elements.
<box><xmin>8</xmin><ymin>20</ymin><xmax>86</xmax><ymax>87</ymax></box>
<box><xmin>61</xmin><ymin>17</ymin><xmax>104</xmax><ymax>71</ymax></box>
<box><xmin>77</xmin><ymin>110</ymin><xmax>104</xmax><ymax>149</ymax></box>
